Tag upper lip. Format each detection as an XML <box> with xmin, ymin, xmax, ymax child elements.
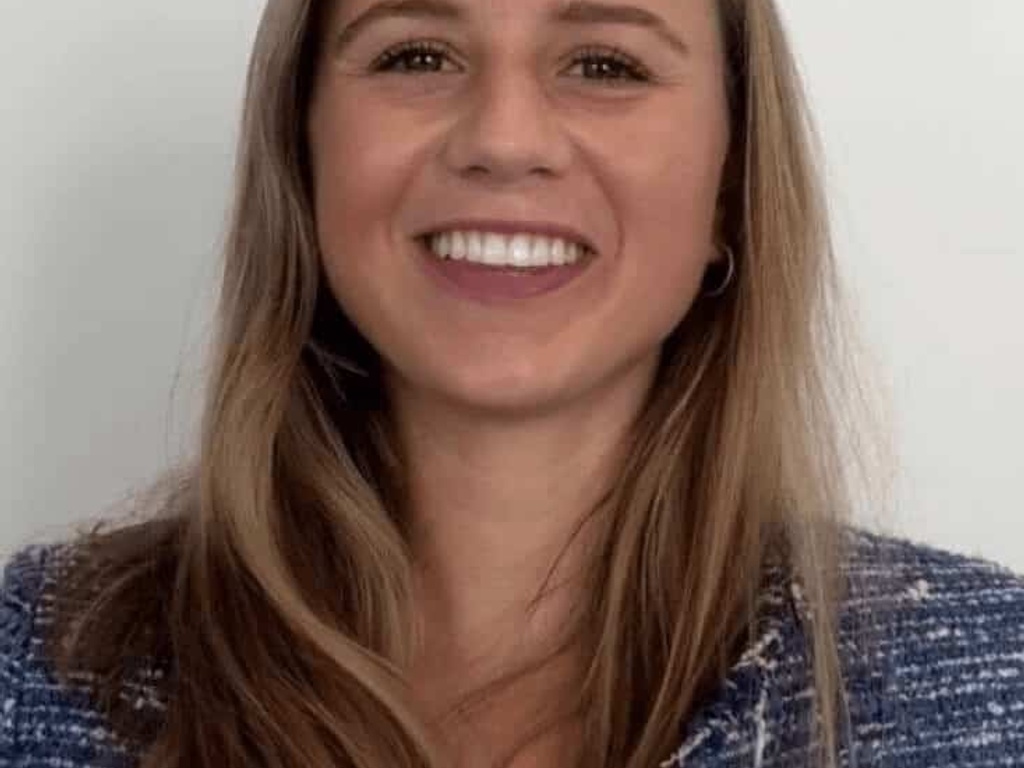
<box><xmin>417</xmin><ymin>219</ymin><xmax>598</xmax><ymax>255</ymax></box>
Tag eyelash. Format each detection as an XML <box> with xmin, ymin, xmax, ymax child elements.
<box><xmin>369</xmin><ymin>40</ymin><xmax>652</xmax><ymax>84</ymax></box>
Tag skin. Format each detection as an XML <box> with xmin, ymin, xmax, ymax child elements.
<box><xmin>307</xmin><ymin>0</ymin><xmax>730</xmax><ymax>762</ymax></box>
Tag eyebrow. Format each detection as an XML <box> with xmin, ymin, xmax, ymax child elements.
<box><xmin>556</xmin><ymin>1</ymin><xmax>690</xmax><ymax>57</ymax></box>
<box><xmin>333</xmin><ymin>0</ymin><xmax>690</xmax><ymax>59</ymax></box>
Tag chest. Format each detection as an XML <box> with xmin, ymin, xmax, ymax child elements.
<box><xmin>409</xmin><ymin>667</ymin><xmax>582</xmax><ymax>768</ymax></box>
<box><xmin>437</xmin><ymin>714</ymin><xmax>582</xmax><ymax>768</ymax></box>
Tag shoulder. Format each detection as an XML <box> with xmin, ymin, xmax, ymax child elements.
<box><xmin>1</xmin><ymin>543</ymin><xmax>58</xmax><ymax>698</ymax></box>
<box><xmin>1</xmin><ymin>541</ymin><xmax>139</xmax><ymax>766</ymax></box>
<box><xmin>836</xmin><ymin>526</ymin><xmax>1024</xmax><ymax>765</ymax></box>
<box><xmin>838</xmin><ymin>525</ymin><xmax>1024</xmax><ymax>639</ymax></box>
<box><xmin>841</xmin><ymin>524</ymin><xmax>1023</xmax><ymax>584</ymax></box>
<box><xmin>1</xmin><ymin>543</ymin><xmax>63</xmax><ymax>759</ymax></box>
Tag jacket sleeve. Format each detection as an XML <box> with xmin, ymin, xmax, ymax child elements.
<box><xmin>0</xmin><ymin>545</ymin><xmax>48</xmax><ymax>763</ymax></box>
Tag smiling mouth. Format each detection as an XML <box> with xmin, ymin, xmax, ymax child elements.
<box><xmin>413</xmin><ymin>234</ymin><xmax>595</xmax><ymax>302</ymax></box>
<box><xmin>416</xmin><ymin>231</ymin><xmax>596</xmax><ymax>272</ymax></box>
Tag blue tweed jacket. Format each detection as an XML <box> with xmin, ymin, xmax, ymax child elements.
<box><xmin>2</xmin><ymin>527</ymin><xmax>1023</xmax><ymax>767</ymax></box>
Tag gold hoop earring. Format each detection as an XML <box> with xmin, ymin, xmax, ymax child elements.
<box><xmin>702</xmin><ymin>245</ymin><xmax>736</xmax><ymax>298</ymax></box>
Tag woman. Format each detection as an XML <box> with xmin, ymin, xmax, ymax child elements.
<box><xmin>2</xmin><ymin>1</ymin><xmax>1022</xmax><ymax>766</ymax></box>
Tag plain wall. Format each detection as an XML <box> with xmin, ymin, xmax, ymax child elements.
<box><xmin>2</xmin><ymin>2</ymin><xmax>1022</xmax><ymax>568</ymax></box>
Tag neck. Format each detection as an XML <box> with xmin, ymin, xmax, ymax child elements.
<box><xmin>387</xmin><ymin>360</ymin><xmax>656</xmax><ymax>675</ymax></box>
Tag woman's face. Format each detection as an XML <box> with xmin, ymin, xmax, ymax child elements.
<box><xmin>308</xmin><ymin>0</ymin><xmax>730</xmax><ymax>416</ymax></box>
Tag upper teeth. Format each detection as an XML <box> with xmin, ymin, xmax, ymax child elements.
<box><xmin>427</xmin><ymin>231</ymin><xmax>587</xmax><ymax>268</ymax></box>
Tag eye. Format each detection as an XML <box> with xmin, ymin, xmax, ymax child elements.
<box><xmin>368</xmin><ymin>40</ymin><xmax>652</xmax><ymax>85</ymax></box>
<box><xmin>370</xmin><ymin>41</ymin><xmax>460</xmax><ymax>74</ymax></box>
<box><xmin>565</xmin><ymin>46</ymin><xmax>651</xmax><ymax>84</ymax></box>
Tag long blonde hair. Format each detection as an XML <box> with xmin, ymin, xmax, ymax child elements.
<box><xmin>46</xmin><ymin>1</ymin><xmax>890</xmax><ymax>766</ymax></box>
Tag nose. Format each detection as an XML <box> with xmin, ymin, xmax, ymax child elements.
<box><xmin>441</xmin><ymin>66</ymin><xmax>574</xmax><ymax>186</ymax></box>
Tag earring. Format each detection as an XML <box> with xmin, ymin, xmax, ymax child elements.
<box><xmin>702</xmin><ymin>245</ymin><xmax>736</xmax><ymax>298</ymax></box>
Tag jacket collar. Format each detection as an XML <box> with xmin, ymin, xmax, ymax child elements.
<box><xmin>661</xmin><ymin>561</ymin><xmax>808</xmax><ymax>767</ymax></box>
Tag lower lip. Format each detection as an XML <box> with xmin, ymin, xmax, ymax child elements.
<box><xmin>416</xmin><ymin>240</ymin><xmax>594</xmax><ymax>303</ymax></box>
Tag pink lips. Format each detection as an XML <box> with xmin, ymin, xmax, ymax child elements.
<box><xmin>416</xmin><ymin>238</ymin><xmax>593</xmax><ymax>303</ymax></box>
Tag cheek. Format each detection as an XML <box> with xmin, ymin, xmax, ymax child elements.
<box><xmin>308</xmin><ymin>91</ymin><xmax>424</xmax><ymax>246</ymax></box>
<box><xmin>616</xmin><ymin>144</ymin><xmax>726</xmax><ymax>309</ymax></box>
<box><xmin>308</xmin><ymin>98</ymin><xmax>404</xmax><ymax>344</ymax></box>
<box><xmin>637</xmin><ymin>154</ymin><xmax>722</xmax><ymax>267</ymax></box>
<box><xmin>586</xmin><ymin>106</ymin><xmax>728</xmax><ymax>339</ymax></box>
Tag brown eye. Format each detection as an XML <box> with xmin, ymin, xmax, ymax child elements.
<box><xmin>371</xmin><ymin>42</ymin><xmax>459</xmax><ymax>74</ymax></box>
<box><xmin>566</xmin><ymin>47</ymin><xmax>651</xmax><ymax>84</ymax></box>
